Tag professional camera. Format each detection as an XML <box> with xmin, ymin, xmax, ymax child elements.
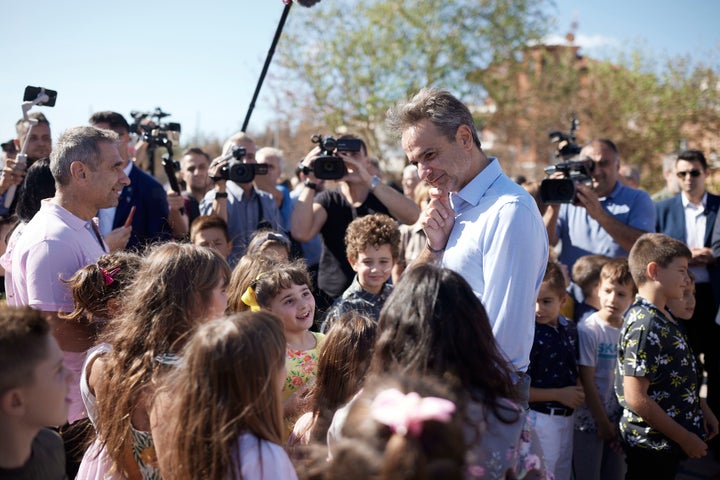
<box><xmin>210</xmin><ymin>145</ymin><xmax>269</xmax><ymax>184</ymax></box>
<box><xmin>539</xmin><ymin>117</ymin><xmax>594</xmax><ymax>204</ymax></box>
<box><xmin>129</xmin><ymin>107</ymin><xmax>182</xmax><ymax>148</ymax></box>
<box><xmin>299</xmin><ymin>134</ymin><xmax>363</xmax><ymax>180</ymax></box>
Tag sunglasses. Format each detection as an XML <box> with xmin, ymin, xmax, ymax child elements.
<box><xmin>676</xmin><ymin>170</ymin><xmax>702</xmax><ymax>179</ymax></box>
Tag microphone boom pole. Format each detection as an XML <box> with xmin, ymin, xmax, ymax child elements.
<box><xmin>241</xmin><ymin>2</ymin><xmax>293</xmax><ymax>132</ymax></box>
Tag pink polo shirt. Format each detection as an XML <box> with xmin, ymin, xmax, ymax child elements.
<box><xmin>11</xmin><ymin>199</ymin><xmax>107</xmax><ymax>423</ymax></box>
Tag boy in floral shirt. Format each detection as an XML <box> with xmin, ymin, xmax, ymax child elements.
<box><xmin>616</xmin><ymin>233</ymin><xmax>718</xmax><ymax>479</ymax></box>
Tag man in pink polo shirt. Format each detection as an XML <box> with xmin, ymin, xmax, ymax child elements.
<box><xmin>10</xmin><ymin>126</ymin><xmax>130</xmax><ymax>474</ymax></box>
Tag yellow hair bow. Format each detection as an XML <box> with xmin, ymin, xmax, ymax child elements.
<box><xmin>241</xmin><ymin>284</ymin><xmax>261</xmax><ymax>312</ymax></box>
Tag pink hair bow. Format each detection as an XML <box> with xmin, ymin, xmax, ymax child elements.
<box><xmin>370</xmin><ymin>388</ymin><xmax>456</xmax><ymax>437</ymax></box>
<box><xmin>100</xmin><ymin>267</ymin><xmax>121</xmax><ymax>286</ymax></box>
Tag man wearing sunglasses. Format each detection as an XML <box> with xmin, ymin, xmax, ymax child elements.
<box><xmin>657</xmin><ymin>150</ymin><xmax>720</xmax><ymax>450</ymax></box>
<box><xmin>545</xmin><ymin>138</ymin><xmax>656</xmax><ymax>272</ymax></box>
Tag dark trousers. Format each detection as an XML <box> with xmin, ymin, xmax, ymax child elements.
<box><xmin>623</xmin><ymin>445</ymin><xmax>683</xmax><ymax>480</ymax></box>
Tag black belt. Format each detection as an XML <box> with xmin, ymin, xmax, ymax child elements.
<box><xmin>531</xmin><ymin>405</ymin><xmax>574</xmax><ymax>416</ymax></box>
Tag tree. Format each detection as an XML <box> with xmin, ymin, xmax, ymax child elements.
<box><xmin>270</xmin><ymin>0</ymin><xmax>551</xmax><ymax>165</ymax></box>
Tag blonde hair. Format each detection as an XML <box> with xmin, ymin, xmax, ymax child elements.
<box><xmin>94</xmin><ymin>243</ymin><xmax>230</xmax><ymax>476</ymax></box>
<box><xmin>157</xmin><ymin>312</ymin><xmax>286</xmax><ymax>480</ymax></box>
<box><xmin>226</xmin><ymin>254</ymin><xmax>284</xmax><ymax>312</ymax></box>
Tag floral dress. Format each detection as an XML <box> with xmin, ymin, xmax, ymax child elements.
<box><xmin>283</xmin><ymin>331</ymin><xmax>325</xmax><ymax>400</ymax></box>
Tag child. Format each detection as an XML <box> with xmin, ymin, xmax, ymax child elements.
<box><xmin>616</xmin><ymin>233</ymin><xmax>718</xmax><ymax>479</ymax></box>
<box><xmin>666</xmin><ymin>271</ymin><xmax>696</xmax><ymax>321</ymax></box>
<box><xmin>60</xmin><ymin>251</ymin><xmax>142</xmax><ymax>476</ymax></box>
<box><xmin>321</xmin><ymin>213</ymin><xmax>400</xmax><ymax>332</ymax></box>
<box><xmin>152</xmin><ymin>311</ymin><xmax>297</xmax><ymax>480</ymax></box>
<box><xmin>190</xmin><ymin>214</ymin><xmax>233</xmax><ymax>263</ymax></box>
<box><xmin>570</xmin><ymin>254</ymin><xmax>610</xmax><ymax>323</ymax></box>
<box><xmin>84</xmin><ymin>243</ymin><xmax>230</xmax><ymax>479</ymax></box>
<box><xmin>320</xmin><ymin>374</ymin><xmax>465</xmax><ymax>480</ymax></box>
<box><xmin>246</xmin><ymin>228</ymin><xmax>292</xmax><ymax>261</ymax></box>
<box><xmin>529</xmin><ymin>260</ymin><xmax>584</xmax><ymax>480</ymax></box>
<box><xmin>245</xmin><ymin>261</ymin><xmax>325</xmax><ymax>429</ymax></box>
<box><xmin>289</xmin><ymin>313</ymin><xmax>377</xmax><ymax>447</ymax></box>
<box><xmin>226</xmin><ymin>253</ymin><xmax>282</xmax><ymax>313</ymax></box>
<box><xmin>0</xmin><ymin>306</ymin><xmax>71</xmax><ymax>478</ymax></box>
<box><xmin>573</xmin><ymin>258</ymin><xmax>636</xmax><ymax>480</ymax></box>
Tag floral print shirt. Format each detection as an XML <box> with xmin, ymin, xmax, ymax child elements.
<box><xmin>615</xmin><ymin>296</ymin><xmax>704</xmax><ymax>452</ymax></box>
<box><xmin>283</xmin><ymin>331</ymin><xmax>325</xmax><ymax>401</ymax></box>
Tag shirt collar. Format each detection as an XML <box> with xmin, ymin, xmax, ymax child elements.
<box><xmin>601</xmin><ymin>181</ymin><xmax>622</xmax><ymax>201</ymax></box>
<box><xmin>451</xmin><ymin>157</ymin><xmax>502</xmax><ymax>209</ymax></box>
<box><xmin>681</xmin><ymin>191</ymin><xmax>707</xmax><ymax>209</ymax></box>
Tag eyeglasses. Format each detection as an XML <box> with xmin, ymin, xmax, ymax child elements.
<box><xmin>676</xmin><ymin>170</ymin><xmax>702</xmax><ymax>179</ymax></box>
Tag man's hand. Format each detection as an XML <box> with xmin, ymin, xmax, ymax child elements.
<box><xmin>421</xmin><ymin>188</ymin><xmax>454</xmax><ymax>251</ymax></box>
<box><xmin>690</xmin><ymin>247</ymin><xmax>715</xmax><ymax>266</ymax></box>
<box><xmin>0</xmin><ymin>159</ymin><xmax>27</xmax><ymax>189</ymax></box>
<box><xmin>573</xmin><ymin>182</ymin><xmax>604</xmax><ymax>218</ymax></box>
<box><xmin>166</xmin><ymin>191</ymin><xmax>184</xmax><ymax>212</ymax></box>
<box><xmin>208</xmin><ymin>156</ymin><xmax>227</xmax><ymax>191</ymax></box>
<box><xmin>104</xmin><ymin>226</ymin><xmax>131</xmax><ymax>252</ymax></box>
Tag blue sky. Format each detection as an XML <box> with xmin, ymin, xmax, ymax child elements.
<box><xmin>1</xmin><ymin>0</ymin><xmax>718</xmax><ymax>146</ymax></box>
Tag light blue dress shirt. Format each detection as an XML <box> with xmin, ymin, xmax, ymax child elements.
<box><xmin>442</xmin><ymin>158</ymin><xmax>549</xmax><ymax>373</ymax></box>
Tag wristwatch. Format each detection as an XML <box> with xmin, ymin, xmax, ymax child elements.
<box><xmin>369</xmin><ymin>175</ymin><xmax>380</xmax><ymax>191</ymax></box>
<box><xmin>304</xmin><ymin>179</ymin><xmax>317</xmax><ymax>191</ymax></box>
<box><xmin>215</xmin><ymin>191</ymin><xmax>228</xmax><ymax>199</ymax></box>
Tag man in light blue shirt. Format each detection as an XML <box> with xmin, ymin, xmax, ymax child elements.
<box><xmin>387</xmin><ymin>88</ymin><xmax>549</xmax><ymax>406</ymax></box>
<box><xmin>544</xmin><ymin>139</ymin><xmax>655</xmax><ymax>272</ymax></box>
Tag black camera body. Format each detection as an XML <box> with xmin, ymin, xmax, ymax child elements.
<box><xmin>1</xmin><ymin>140</ymin><xmax>16</xmax><ymax>155</ymax></box>
<box><xmin>130</xmin><ymin>108</ymin><xmax>182</xmax><ymax>147</ymax></box>
<box><xmin>301</xmin><ymin>134</ymin><xmax>363</xmax><ymax>180</ymax></box>
<box><xmin>211</xmin><ymin>145</ymin><xmax>269</xmax><ymax>184</ymax></box>
<box><xmin>539</xmin><ymin>117</ymin><xmax>593</xmax><ymax>204</ymax></box>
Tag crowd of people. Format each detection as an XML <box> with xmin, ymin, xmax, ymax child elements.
<box><xmin>0</xmin><ymin>86</ymin><xmax>719</xmax><ymax>480</ymax></box>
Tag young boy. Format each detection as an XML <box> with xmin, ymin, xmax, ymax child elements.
<box><xmin>529</xmin><ymin>260</ymin><xmax>585</xmax><ymax>480</ymax></box>
<box><xmin>617</xmin><ymin>233</ymin><xmax>718</xmax><ymax>479</ymax></box>
<box><xmin>320</xmin><ymin>213</ymin><xmax>400</xmax><ymax>332</ymax></box>
<box><xmin>190</xmin><ymin>214</ymin><xmax>233</xmax><ymax>264</ymax></box>
<box><xmin>570</xmin><ymin>254</ymin><xmax>611</xmax><ymax>323</ymax></box>
<box><xmin>573</xmin><ymin>258</ymin><xmax>636</xmax><ymax>480</ymax></box>
<box><xmin>0</xmin><ymin>306</ymin><xmax>71</xmax><ymax>478</ymax></box>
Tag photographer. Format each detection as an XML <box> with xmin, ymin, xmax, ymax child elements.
<box><xmin>0</xmin><ymin>112</ymin><xmax>53</xmax><ymax>218</ymax></box>
<box><xmin>544</xmin><ymin>139</ymin><xmax>656</xmax><ymax>272</ymax></box>
<box><xmin>201</xmin><ymin>132</ymin><xmax>281</xmax><ymax>266</ymax></box>
<box><xmin>291</xmin><ymin>134</ymin><xmax>419</xmax><ymax>311</ymax></box>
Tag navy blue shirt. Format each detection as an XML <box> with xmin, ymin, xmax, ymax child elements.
<box><xmin>528</xmin><ymin>315</ymin><xmax>580</xmax><ymax>412</ymax></box>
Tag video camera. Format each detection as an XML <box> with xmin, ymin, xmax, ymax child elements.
<box><xmin>539</xmin><ymin>116</ymin><xmax>594</xmax><ymax>204</ymax></box>
<box><xmin>210</xmin><ymin>145</ymin><xmax>268</xmax><ymax>184</ymax></box>
<box><xmin>129</xmin><ymin>107</ymin><xmax>181</xmax><ymax>148</ymax></box>
<box><xmin>1</xmin><ymin>140</ymin><xmax>16</xmax><ymax>155</ymax></box>
<box><xmin>299</xmin><ymin>134</ymin><xmax>363</xmax><ymax>180</ymax></box>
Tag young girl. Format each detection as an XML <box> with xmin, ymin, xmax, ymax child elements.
<box><xmin>316</xmin><ymin>373</ymin><xmax>466</xmax><ymax>480</ymax></box>
<box><xmin>152</xmin><ymin>311</ymin><xmax>297</xmax><ymax>480</ymax></box>
<box><xmin>60</xmin><ymin>251</ymin><xmax>142</xmax><ymax>479</ymax></box>
<box><xmin>226</xmin><ymin>253</ymin><xmax>282</xmax><ymax>313</ymax></box>
<box><xmin>246</xmin><ymin>228</ymin><xmax>292</xmax><ymax>261</ymax></box>
<box><xmin>81</xmin><ymin>243</ymin><xmax>230</xmax><ymax>479</ymax></box>
<box><xmin>289</xmin><ymin>313</ymin><xmax>377</xmax><ymax>447</ymax></box>
<box><xmin>244</xmin><ymin>260</ymin><xmax>324</xmax><ymax>428</ymax></box>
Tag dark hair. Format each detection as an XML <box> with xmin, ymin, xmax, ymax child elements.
<box><xmin>628</xmin><ymin>233</ymin><xmax>692</xmax><ymax>286</ymax></box>
<box><xmin>15</xmin><ymin>157</ymin><xmax>55</xmax><ymax>223</ymax></box>
<box><xmin>307</xmin><ymin>314</ymin><xmax>377</xmax><ymax>443</ymax></box>
<box><xmin>89</xmin><ymin>111</ymin><xmax>131</xmax><ymax>134</ymax></box>
<box><xmin>371</xmin><ymin>264</ymin><xmax>516</xmax><ymax>407</ymax></box>
<box><xmin>253</xmin><ymin>260</ymin><xmax>313</xmax><ymax>308</ymax></box>
<box><xmin>326</xmin><ymin>374</ymin><xmax>466</xmax><ymax>480</ymax></box>
<box><xmin>226</xmin><ymin>254</ymin><xmax>283</xmax><ymax>313</ymax></box>
<box><xmin>386</xmin><ymin>87</ymin><xmax>481</xmax><ymax>149</ymax></box>
<box><xmin>182</xmin><ymin>147</ymin><xmax>211</xmax><ymax>164</ymax></box>
<box><xmin>587</xmin><ymin>138</ymin><xmax>619</xmax><ymax>155</ymax></box>
<box><xmin>571</xmin><ymin>254</ymin><xmax>610</xmax><ymax>297</ymax></box>
<box><xmin>15</xmin><ymin>112</ymin><xmax>50</xmax><ymax>135</ymax></box>
<box><xmin>0</xmin><ymin>306</ymin><xmax>51</xmax><ymax>394</ymax></box>
<box><xmin>677</xmin><ymin>149</ymin><xmax>708</xmax><ymax>170</ymax></box>
<box><xmin>599</xmin><ymin>258</ymin><xmax>636</xmax><ymax>295</ymax></box>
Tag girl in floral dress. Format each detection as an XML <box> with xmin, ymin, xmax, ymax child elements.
<box><xmin>242</xmin><ymin>260</ymin><xmax>325</xmax><ymax>434</ymax></box>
